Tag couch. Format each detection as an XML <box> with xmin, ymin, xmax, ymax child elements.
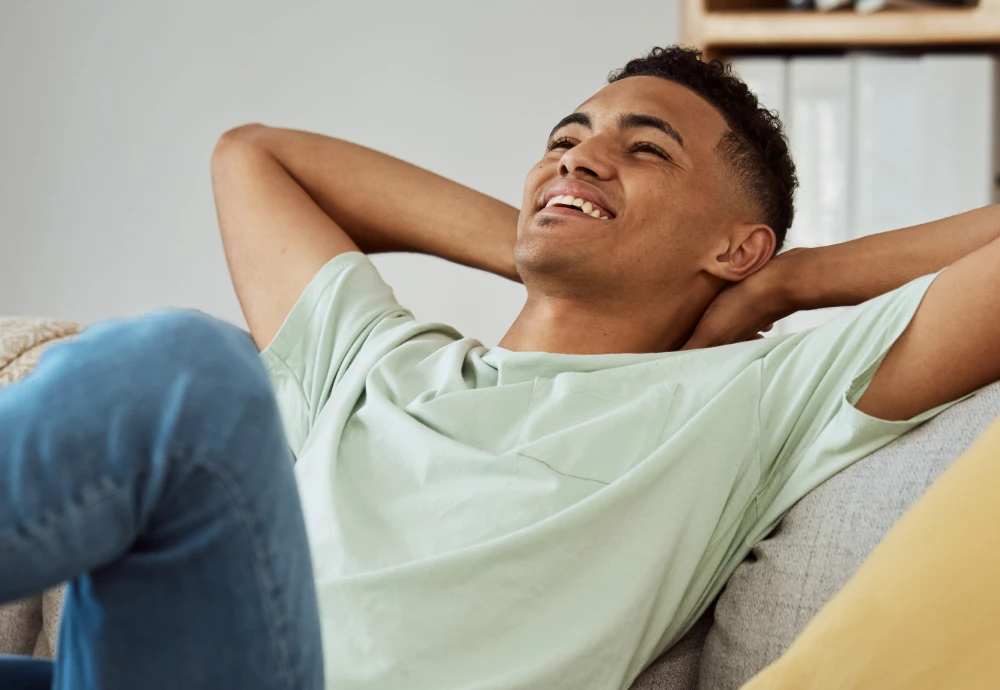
<box><xmin>2</xmin><ymin>316</ymin><xmax>998</xmax><ymax>689</ymax></box>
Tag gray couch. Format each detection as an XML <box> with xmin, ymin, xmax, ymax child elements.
<box><xmin>1</xmin><ymin>315</ymin><xmax>997</xmax><ymax>689</ymax></box>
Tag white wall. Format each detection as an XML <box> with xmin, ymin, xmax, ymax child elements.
<box><xmin>0</xmin><ymin>1</ymin><xmax>680</xmax><ymax>346</ymax></box>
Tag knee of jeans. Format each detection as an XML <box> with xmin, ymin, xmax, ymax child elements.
<box><xmin>122</xmin><ymin>309</ymin><xmax>274</xmax><ymax>407</ymax></box>
<box><xmin>126</xmin><ymin>310</ymin><xmax>286</xmax><ymax>459</ymax></box>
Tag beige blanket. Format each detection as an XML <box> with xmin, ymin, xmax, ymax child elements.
<box><xmin>0</xmin><ymin>317</ymin><xmax>82</xmax><ymax>658</ymax></box>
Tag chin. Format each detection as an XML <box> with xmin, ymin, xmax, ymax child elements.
<box><xmin>513</xmin><ymin>236</ymin><xmax>609</xmax><ymax>299</ymax></box>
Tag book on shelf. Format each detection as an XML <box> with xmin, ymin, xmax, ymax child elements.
<box><xmin>849</xmin><ymin>54</ymin><xmax>926</xmax><ymax>240</ymax></box>
<box><xmin>729</xmin><ymin>57</ymin><xmax>788</xmax><ymax>120</ymax></box>
<box><xmin>851</xmin><ymin>53</ymin><xmax>998</xmax><ymax>234</ymax></box>
<box><xmin>921</xmin><ymin>54</ymin><xmax>999</xmax><ymax>217</ymax></box>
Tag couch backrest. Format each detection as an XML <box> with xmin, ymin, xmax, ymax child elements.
<box><xmin>632</xmin><ymin>380</ymin><xmax>1000</xmax><ymax>690</ymax></box>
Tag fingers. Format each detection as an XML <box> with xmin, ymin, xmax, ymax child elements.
<box><xmin>683</xmin><ymin>322</ymin><xmax>775</xmax><ymax>351</ymax></box>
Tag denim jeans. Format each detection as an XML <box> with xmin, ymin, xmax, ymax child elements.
<box><xmin>0</xmin><ymin>310</ymin><xmax>323</xmax><ymax>690</ymax></box>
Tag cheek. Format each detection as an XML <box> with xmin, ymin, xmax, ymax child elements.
<box><xmin>521</xmin><ymin>160</ymin><xmax>550</xmax><ymax>197</ymax></box>
<box><xmin>517</xmin><ymin>161</ymin><xmax>551</xmax><ymax>232</ymax></box>
<box><xmin>624</xmin><ymin>186</ymin><xmax>710</xmax><ymax>262</ymax></box>
<box><xmin>627</xmin><ymin>183</ymin><xmax>686</xmax><ymax>229</ymax></box>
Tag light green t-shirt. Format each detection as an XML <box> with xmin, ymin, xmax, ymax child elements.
<box><xmin>261</xmin><ymin>252</ymin><xmax>956</xmax><ymax>690</ymax></box>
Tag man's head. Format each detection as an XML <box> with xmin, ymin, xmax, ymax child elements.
<box><xmin>514</xmin><ymin>46</ymin><xmax>797</xmax><ymax>314</ymax></box>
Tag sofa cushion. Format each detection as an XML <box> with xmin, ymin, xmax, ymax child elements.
<box><xmin>629</xmin><ymin>609</ymin><xmax>711</xmax><ymax>690</ymax></box>
<box><xmin>698</xmin><ymin>380</ymin><xmax>1000</xmax><ymax>690</ymax></box>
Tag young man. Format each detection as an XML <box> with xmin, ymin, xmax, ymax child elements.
<box><xmin>1</xmin><ymin>46</ymin><xmax>998</xmax><ymax>690</ymax></box>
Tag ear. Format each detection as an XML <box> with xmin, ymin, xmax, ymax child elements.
<box><xmin>705</xmin><ymin>223</ymin><xmax>776</xmax><ymax>282</ymax></box>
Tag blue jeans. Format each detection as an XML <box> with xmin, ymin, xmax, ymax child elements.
<box><xmin>0</xmin><ymin>310</ymin><xmax>323</xmax><ymax>689</ymax></box>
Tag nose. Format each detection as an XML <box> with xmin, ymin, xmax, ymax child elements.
<box><xmin>557</xmin><ymin>138</ymin><xmax>615</xmax><ymax>181</ymax></box>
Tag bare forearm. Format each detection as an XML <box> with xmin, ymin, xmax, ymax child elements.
<box><xmin>238</xmin><ymin>124</ymin><xmax>521</xmax><ymax>281</ymax></box>
<box><xmin>786</xmin><ymin>204</ymin><xmax>1000</xmax><ymax>310</ymax></box>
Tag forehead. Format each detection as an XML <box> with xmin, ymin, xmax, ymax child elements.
<box><xmin>577</xmin><ymin>75</ymin><xmax>730</xmax><ymax>153</ymax></box>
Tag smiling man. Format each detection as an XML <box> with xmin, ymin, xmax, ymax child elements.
<box><xmin>209</xmin><ymin>45</ymin><xmax>1000</xmax><ymax>688</ymax></box>
<box><xmin>2</xmin><ymin>46</ymin><xmax>999</xmax><ymax>690</ymax></box>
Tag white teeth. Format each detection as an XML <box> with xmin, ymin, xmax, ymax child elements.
<box><xmin>544</xmin><ymin>193</ymin><xmax>610</xmax><ymax>219</ymax></box>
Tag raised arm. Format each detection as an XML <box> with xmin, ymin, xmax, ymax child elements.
<box><xmin>849</xmin><ymin>227</ymin><xmax>1000</xmax><ymax>421</ymax></box>
<box><xmin>685</xmin><ymin>204</ymin><xmax>1000</xmax><ymax>419</ymax></box>
<box><xmin>683</xmin><ymin>204</ymin><xmax>1000</xmax><ymax>353</ymax></box>
<box><xmin>782</xmin><ymin>204</ymin><xmax>1000</xmax><ymax>312</ymax></box>
<box><xmin>211</xmin><ymin>124</ymin><xmax>520</xmax><ymax>349</ymax></box>
<box><xmin>782</xmin><ymin>205</ymin><xmax>1000</xmax><ymax>419</ymax></box>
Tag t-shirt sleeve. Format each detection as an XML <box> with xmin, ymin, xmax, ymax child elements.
<box><xmin>748</xmin><ymin>269</ymin><xmax>979</xmax><ymax>545</ymax></box>
<box><xmin>258</xmin><ymin>252</ymin><xmax>415</xmax><ymax>457</ymax></box>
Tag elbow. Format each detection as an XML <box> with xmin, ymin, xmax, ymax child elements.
<box><xmin>211</xmin><ymin>123</ymin><xmax>273</xmax><ymax>184</ymax></box>
<box><xmin>212</xmin><ymin>123</ymin><xmax>270</xmax><ymax>164</ymax></box>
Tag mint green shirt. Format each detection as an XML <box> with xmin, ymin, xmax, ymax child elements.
<box><xmin>261</xmin><ymin>252</ymin><xmax>955</xmax><ymax>690</ymax></box>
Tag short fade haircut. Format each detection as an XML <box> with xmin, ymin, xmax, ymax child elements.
<box><xmin>608</xmin><ymin>46</ymin><xmax>797</xmax><ymax>254</ymax></box>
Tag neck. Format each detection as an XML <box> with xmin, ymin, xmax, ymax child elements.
<box><xmin>498</xmin><ymin>286</ymin><xmax>713</xmax><ymax>355</ymax></box>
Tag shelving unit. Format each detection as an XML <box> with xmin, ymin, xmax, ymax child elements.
<box><xmin>684</xmin><ymin>0</ymin><xmax>1000</xmax><ymax>60</ymax></box>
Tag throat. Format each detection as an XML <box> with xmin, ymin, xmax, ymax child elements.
<box><xmin>499</xmin><ymin>294</ymin><xmax>689</xmax><ymax>356</ymax></box>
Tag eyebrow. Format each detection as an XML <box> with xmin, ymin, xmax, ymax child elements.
<box><xmin>548</xmin><ymin>111</ymin><xmax>686</xmax><ymax>150</ymax></box>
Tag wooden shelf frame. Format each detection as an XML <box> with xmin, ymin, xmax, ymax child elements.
<box><xmin>684</xmin><ymin>0</ymin><xmax>1000</xmax><ymax>59</ymax></box>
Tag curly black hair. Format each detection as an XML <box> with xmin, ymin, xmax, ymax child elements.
<box><xmin>609</xmin><ymin>46</ymin><xmax>797</xmax><ymax>254</ymax></box>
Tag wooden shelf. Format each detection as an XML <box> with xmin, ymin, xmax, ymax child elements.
<box><xmin>685</xmin><ymin>0</ymin><xmax>1000</xmax><ymax>59</ymax></box>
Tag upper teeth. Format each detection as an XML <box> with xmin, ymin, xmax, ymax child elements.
<box><xmin>545</xmin><ymin>194</ymin><xmax>610</xmax><ymax>220</ymax></box>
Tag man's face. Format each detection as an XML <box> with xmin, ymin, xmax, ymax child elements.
<box><xmin>515</xmin><ymin>76</ymin><xmax>736</xmax><ymax>301</ymax></box>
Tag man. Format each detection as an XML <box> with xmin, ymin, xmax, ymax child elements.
<box><xmin>0</xmin><ymin>46</ymin><xmax>998</xmax><ymax>690</ymax></box>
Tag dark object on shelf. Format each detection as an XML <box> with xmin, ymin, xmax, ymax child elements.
<box><xmin>788</xmin><ymin>0</ymin><xmax>817</xmax><ymax>8</ymax></box>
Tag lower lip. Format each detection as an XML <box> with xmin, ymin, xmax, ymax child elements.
<box><xmin>538</xmin><ymin>206</ymin><xmax>608</xmax><ymax>220</ymax></box>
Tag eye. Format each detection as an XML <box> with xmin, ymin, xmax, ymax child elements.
<box><xmin>546</xmin><ymin>137</ymin><xmax>575</xmax><ymax>152</ymax></box>
<box><xmin>630</xmin><ymin>141</ymin><xmax>670</xmax><ymax>160</ymax></box>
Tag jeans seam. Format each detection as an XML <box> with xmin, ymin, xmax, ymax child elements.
<box><xmin>197</xmin><ymin>458</ymin><xmax>297</xmax><ymax>690</ymax></box>
<box><xmin>0</xmin><ymin>473</ymin><xmax>123</xmax><ymax>551</ymax></box>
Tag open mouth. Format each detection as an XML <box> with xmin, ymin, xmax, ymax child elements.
<box><xmin>542</xmin><ymin>195</ymin><xmax>611</xmax><ymax>221</ymax></box>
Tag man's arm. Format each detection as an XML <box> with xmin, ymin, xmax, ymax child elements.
<box><xmin>211</xmin><ymin>124</ymin><xmax>520</xmax><ymax>349</ymax></box>
<box><xmin>851</xmin><ymin>234</ymin><xmax>1000</xmax><ymax>420</ymax></box>
<box><xmin>784</xmin><ymin>204</ymin><xmax>1000</xmax><ymax>311</ymax></box>
<box><xmin>782</xmin><ymin>204</ymin><xmax>1000</xmax><ymax>421</ymax></box>
<box><xmin>683</xmin><ymin>205</ymin><xmax>1000</xmax><ymax>352</ymax></box>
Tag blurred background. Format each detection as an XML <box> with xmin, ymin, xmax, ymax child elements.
<box><xmin>0</xmin><ymin>0</ymin><xmax>679</xmax><ymax>346</ymax></box>
<box><xmin>1</xmin><ymin>0</ymin><xmax>997</xmax><ymax>344</ymax></box>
